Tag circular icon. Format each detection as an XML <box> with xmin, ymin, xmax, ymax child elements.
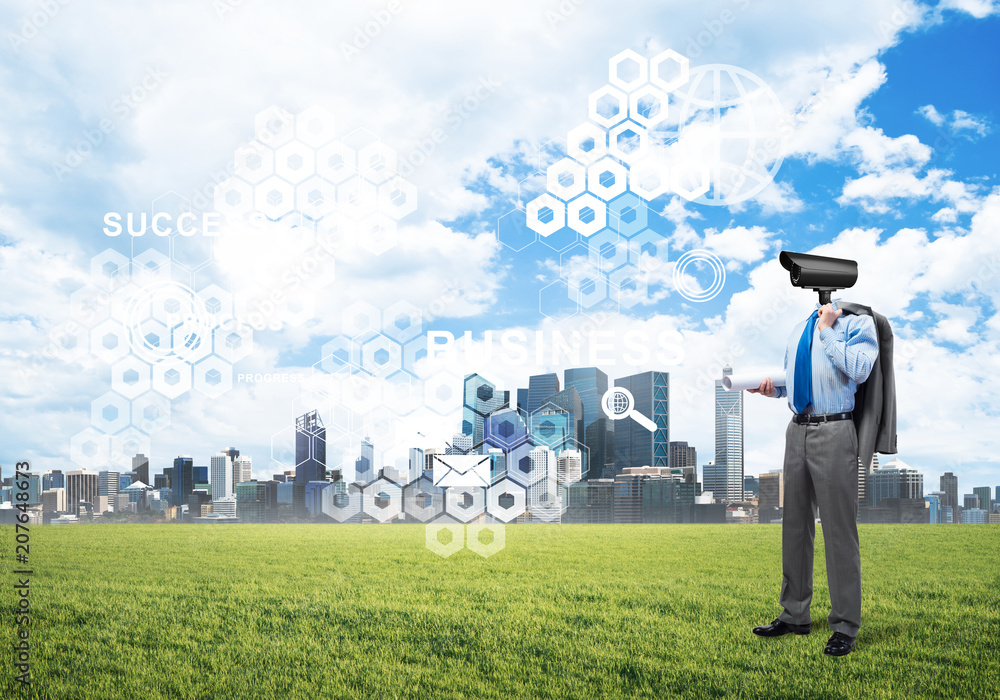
<box><xmin>672</xmin><ymin>249</ymin><xmax>726</xmax><ymax>302</ymax></box>
<box><xmin>664</xmin><ymin>64</ymin><xmax>787</xmax><ymax>206</ymax></box>
<box><xmin>123</xmin><ymin>282</ymin><xmax>214</xmax><ymax>364</ymax></box>
<box><xmin>601</xmin><ymin>387</ymin><xmax>657</xmax><ymax>431</ymax></box>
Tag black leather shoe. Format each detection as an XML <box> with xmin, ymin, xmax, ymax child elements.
<box><xmin>752</xmin><ymin>618</ymin><xmax>811</xmax><ymax>637</ymax></box>
<box><xmin>824</xmin><ymin>632</ymin><xmax>856</xmax><ymax>656</ymax></box>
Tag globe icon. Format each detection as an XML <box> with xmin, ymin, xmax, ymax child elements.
<box><xmin>661</xmin><ymin>63</ymin><xmax>787</xmax><ymax>206</ymax></box>
<box><xmin>612</xmin><ymin>392</ymin><xmax>629</xmax><ymax>414</ymax></box>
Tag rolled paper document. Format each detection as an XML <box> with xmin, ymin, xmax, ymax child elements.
<box><xmin>722</xmin><ymin>371</ymin><xmax>786</xmax><ymax>392</ymax></box>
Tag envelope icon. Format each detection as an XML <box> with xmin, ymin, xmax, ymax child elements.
<box><xmin>432</xmin><ymin>454</ymin><xmax>491</xmax><ymax>488</ymax></box>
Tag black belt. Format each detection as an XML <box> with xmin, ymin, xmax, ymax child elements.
<box><xmin>792</xmin><ymin>412</ymin><xmax>852</xmax><ymax>424</ymax></box>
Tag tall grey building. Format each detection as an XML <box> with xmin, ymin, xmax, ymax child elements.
<box><xmin>940</xmin><ymin>471</ymin><xmax>958</xmax><ymax>520</ymax></box>
<box><xmin>714</xmin><ymin>365</ymin><xmax>743</xmax><ymax>502</ymax></box>
<box><xmin>564</xmin><ymin>367</ymin><xmax>612</xmax><ymax>479</ymax></box>
<box><xmin>613</xmin><ymin>371</ymin><xmax>669</xmax><ymax>475</ymax></box>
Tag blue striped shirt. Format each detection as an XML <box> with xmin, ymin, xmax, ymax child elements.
<box><xmin>774</xmin><ymin>304</ymin><xmax>879</xmax><ymax>414</ymax></box>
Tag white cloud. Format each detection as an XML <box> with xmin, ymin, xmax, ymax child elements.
<box><xmin>703</xmin><ymin>225</ymin><xmax>780</xmax><ymax>269</ymax></box>
<box><xmin>916</xmin><ymin>104</ymin><xmax>946</xmax><ymax>126</ymax></box>
<box><xmin>937</xmin><ymin>0</ymin><xmax>1000</xmax><ymax>19</ymax></box>
<box><xmin>917</xmin><ymin>104</ymin><xmax>992</xmax><ymax>138</ymax></box>
<box><xmin>840</xmin><ymin>126</ymin><xmax>932</xmax><ymax>172</ymax></box>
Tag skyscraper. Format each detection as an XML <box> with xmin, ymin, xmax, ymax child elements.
<box><xmin>973</xmin><ymin>487</ymin><xmax>991</xmax><ymax>514</ymax></box>
<box><xmin>66</xmin><ymin>470</ymin><xmax>99</xmax><ymax>513</ymax></box>
<box><xmin>355</xmin><ymin>437</ymin><xmax>375</xmax><ymax>481</ymax></box>
<box><xmin>43</xmin><ymin>470</ymin><xmax>65</xmax><ymax>491</ymax></box>
<box><xmin>527</xmin><ymin>373</ymin><xmax>560</xmax><ymax>415</ymax></box>
<box><xmin>669</xmin><ymin>441</ymin><xmax>698</xmax><ymax>471</ymax></box>
<box><xmin>940</xmin><ymin>472</ymin><xmax>959</xmax><ymax>520</ymax></box>
<box><xmin>462</xmin><ymin>374</ymin><xmax>509</xmax><ymax>447</ymax></box>
<box><xmin>132</xmin><ymin>454</ymin><xmax>149</xmax><ymax>485</ymax></box>
<box><xmin>870</xmin><ymin>458</ymin><xmax>923</xmax><ymax>506</ymax></box>
<box><xmin>759</xmin><ymin>470</ymin><xmax>783</xmax><ymax>511</ymax></box>
<box><xmin>714</xmin><ymin>366</ymin><xmax>743</xmax><ymax>502</ymax></box>
<box><xmin>564</xmin><ymin>367</ymin><xmax>612</xmax><ymax>479</ymax></box>
<box><xmin>172</xmin><ymin>457</ymin><xmax>194</xmax><ymax>508</ymax></box>
<box><xmin>234</xmin><ymin>456</ymin><xmax>252</xmax><ymax>484</ymax></box>
<box><xmin>557</xmin><ymin>449</ymin><xmax>582</xmax><ymax>485</ymax></box>
<box><xmin>613</xmin><ymin>371</ymin><xmax>669</xmax><ymax>475</ymax></box>
<box><xmin>211</xmin><ymin>452</ymin><xmax>234</xmax><ymax>500</ymax></box>
<box><xmin>295</xmin><ymin>410</ymin><xmax>326</xmax><ymax>484</ymax></box>
<box><xmin>408</xmin><ymin>447</ymin><xmax>424</xmax><ymax>483</ymax></box>
<box><xmin>530</xmin><ymin>387</ymin><xmax>585</xmax><ymax>472</ymax></box>
<box><xmin>236</xmin><ymin>480</ymin><xmax>268</xmax><ymax>523</ymax></box>
<box><xmin>702</xmin><ymin>462</ymin><xmax>725</xmax><ymax>503</ymax></box>
<box><xmin>98</xmin><ymin>470</ymin><xmax>120</xmax><ymax>500</ymax></box>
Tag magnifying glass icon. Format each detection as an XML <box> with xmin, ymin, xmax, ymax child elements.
<box><xmin>601</xmin><ymin>387</ymin><xmax>657</xmax><ymax>432</ymax></box>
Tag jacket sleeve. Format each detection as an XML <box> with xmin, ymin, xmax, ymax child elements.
<box><xmin>819</xmin><ymin>315</ymin><xmax>879</xmax><ymax>384</ymax></box>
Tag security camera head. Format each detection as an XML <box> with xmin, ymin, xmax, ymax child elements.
<box><xmin>779</xmin><ymin>251</ymin><xmax>858</xmax><ymax>305</ymax></box>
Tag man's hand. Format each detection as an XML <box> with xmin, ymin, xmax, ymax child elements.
<box><xmin>748</xmin><ymin>377</ymin><xmax>776</xmax><ymax>397</ymax></box>
<box><xmin>817</xmin><ymin>303</ymin><xmax>843</xmax><ymax>332</ymax></box>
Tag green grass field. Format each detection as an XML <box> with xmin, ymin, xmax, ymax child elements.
<box><xmin>2</xmin><ymin>524</ymin><xmax>998</xmax><ymax>699</ymax></box>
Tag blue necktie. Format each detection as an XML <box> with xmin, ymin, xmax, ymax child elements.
<box><xmin>793</xmin><ymin>310</ymin><xmax>819</xmax><ymax>414</ymax></box>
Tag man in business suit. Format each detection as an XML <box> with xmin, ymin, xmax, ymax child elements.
<box><xmin>748</xmin><ymin>301</ymin><xmax>879</xmax><ymax>657</ymax></box>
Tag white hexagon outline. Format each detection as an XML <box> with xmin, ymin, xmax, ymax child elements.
<box><xmin>628</xmin><ymin>156</ymin><xmax>672</xmax><ymax>200</ymax></box>
<box><xmin>608</xmin><ymin>120</ymin><xmax>649</xmax><ymax>164</ymax></box>
<box><xmin>151</xmin><ymin>360</ymin><xmax>192</xmax><ymax>400</ymax></box>
<box><xmin>295</xmin><ymin>106</ymin><xmax>337</xmax><ymax>149</ymax></box>
<box><xmin>526</xmin><ymin>193</ymin><xmax>566</xmax><ymax>237</ymax></box>
<box><xmin>566</xmin><ymin>122</ymin><xmax>609</xmax><ymax>165</ymax></box>
<box><xmin>192</xmin><ymin>355</ymin><xmax>233</xmax><ymax>398</ymax></box>
<box><xmin>362</xmin><ymin>478</ymin><xmax>403</xmax><ymax>522</ymax></box>
<box><xmin>586</xmin><ymin>157</ymin><xmax>629</xmax><ymax>202</ymax></box>
<box><xmin>357</xmin><ymin>142</ymin><xmax>398</xmax><ymax>185</ymax></box>
<box><xmin>254</xmin><ymin>105</ymin><xmax>296</xmax><ymax>148</ymax></box>
<box><xmin>650</xmin><ymin>49</ymin><xmax>690</xmax><ymax>93</ymax></box>
<box><xmin>546</xmin><ymin>157</ymin><xmax>587</xmax><ymax>201</ymax></box>
<box><xmin>486</xmin><ymin>479</ymin><xmax>527</xmax><ymax>523</ymax></box>
<box><xmin>132</xmin><ymin>391</ymin><xmax>172</xmax><ymax>434</ymax></box>
<box><xmin>377</xmin><ymin>176</ymin><xmax>418</xmax><ymax>220</ymax></box>
<box><xmin>628</xmin><ymin>84</ymin><xmax>670</xmax><ymax>129</ymax></box>
<box><xmin>425</xmin><ymin>520</ymin><xmax>464</xmax><ymax>558</ymax></box>
<box><xmin>316</xmin><ymin>141</ymin><xmax>357</xmax><ymax>184</ymax></box>
<box><xmin>382</xmin><ymin>300</ymin><xmax>422</xmax><ymax>344</ymax></box>
<box><xmin>111</xmin><ymin>356</ymin><xmax>152</xmax><ymax>400</ymax></box>
<box><xmin>91</xmin><ymin>391</ymin><xmax>130</xmax><ymax>434</ymax></box>
<box><xmin>466</xmin><ymin>523</ymin><xmax>505</xmax><ymax>558</ymax></box>
<box><xmin>295</xmin><ymin>175</ymin><xmax>338</xmax><ymax>220</ymax></box>
<box><xmin>254</xmin><ymin>176</ymin><xmax>296</xmax><ymax>219</ymax></box>
<box><xmin>608</xmin><ymin>49</ymin><xmax>649</xmax><ymax>92</ymax></box>
<box><xmin>275</xmin><ymin>140</ymin><xmax>317</xmax><ymax>185</ymax></box>
<box><xmin>588</xmin><ymin>85</ymin><xmax>628</xmax><ymax>129</ymax></box>
<box><xmin>444</xmin><ymin>486</ymin><xmax>486</xmax><ymax>523</ymax></box>
<box><xmin>566</xmin><ymin>193</ymin><xmax>607</xmax><ymax>237</ymax></box>
<box><xmin>233</xmin><ymin>140</ymin><xmax>275</xmax><ymax>184</ymax></box>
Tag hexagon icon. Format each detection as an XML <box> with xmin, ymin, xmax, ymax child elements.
<box><xmin>132</xmin><ymin>249</ymin><xmax>172</xmax><ymax>286</ymax></box>
<box><xmin>292</xmin><ymin>176</ymin><xmax>336</xmax><ymax>220</ymax></box>
<box><xmin>197</xmin><ymin>284</ymin><xmax>233</xmax><ymax>321</ymax></box>
<box><xmin>90</xmin><ymin>319</ymin><xmax>129</xmax><ymax>364</ymax></box>
<box><xmin>111</xmin><ymin>356</ymin><xmax>152</xmax><ymax>400</ymax></box>
<box><xmin>316</xmin><ymin>141</ymin><xmax>357</xmax><ymax>184</ymax></box>
<box><xmin>322</xmin><ymin>484</ymin><xmax>364</xmax><ymax>522</ymax></box>
<box><xmin>254</xmin><ymin>105</ymin><xmax>296</xmax><ymax>148</ymax></box>
<box><xmin>546</xmin><ymin>157</ymin><xmax>586</xmax><ymax>201</ymax></box>
<box><xmin>275</xmin><ymin>140</ymin><xmax>316</xmax><ymax>185</ymax></box>
<box><xmin>650</xmin><ymin>49</ymin><xmax>690</xmax><ymax>92</ymax></box>
<box><xmin>566</xmin><ymin>193</ymin><xmax>607</xmax><ymax>238</ymax></box>
<box><xmin>378</xmin><ymin>176</ymin><xmax>418</xmax><ymax>220</ymax></box>
<box><xmin>110</xmin><ymin>427</ymin><xmax>151</xmax><ymax>471</ymax></box>
<box><xmin>357</xmin><ymin>142</ymin><xmax>398</xmax><ymax>185</ymax></box>
<box><xmin>169</xmin><ymin>316</ymin><xmax>213</xmax><ymax>365</ymax></box>
<box><xmin>425</xmin><ymin>519</ymin><xmax>464</xmax><ymax>558</ymax></box>
<box><xmin>586</xmin><ymin>229</ymin><xmax>629</xmax><ymax>272</ymax></box>
<box><xmin>152</xmin><ymin>360</ymin><xmax>192</xmax><ymax>399</ymax></box>
<box><xmin>566</xmin><ymin>264</ymin><xmax>608</xmax><ymax>308</ymax></box>
<box><xmin>610</xmin><ymin>263</ymin><xmax>649</xmax><ymax>309</ymax></box>
<box><xmin>607</xmin><ymin>192</ymin><xmax>648</xmax><ymax>238</ymax></box>
<box><xmin>319</xmin><ymin>336</ymin><xmax>354</xmax><ymax>374</ymax></box>
<box><xmin>466</xmin><ymin>523</ymin><xmax>505</xmax><ymax>558</ymax></box>
<box><xmin>671</xmin><ymin>160</ymin><xmax>711</xmax><ymax>200</ymax></box>
<box><xmin>609</xmin><ymin>120</ymin><xmax>648</xmax><ymax>164</ymax></box>
<box><xmin>628</xmin><ymin>156</ymin><xmax>671</xmax><ymax>201</ymax></box>
<box><xmin>486</xmin><ymin>479</ymin><xmax>526</xmax><ymax>522</ymax></box>
<box><xmin>132</xmin><ymin>391</ymin><xmax>171</xmax><ymax>434</ymax></box>
<box><xmin>71</xmin><ymin>427</ymin><xmax>111</xmax><ymax>470</ymax></box>
<box><xmin>423</xmin><ymin>371</ymin><xmax>460</xmax><ymax>416</ymax></box>
<box><xmin>48</xmin><ymin>320</ymin><xmax>89</xmax><ymax>363</ymax></box>
<box><xmin>337</xmin><ymin>175</ymin><xmax>379</xmax><ymax>220</ymax></box>
<box><xmin>295</xmin><ymin>106</ymin><xmax>336</xmax><ymax>148</ymax></box>
<box><xmin>233</xmin><ymin>140</ymin><xmax>275</xmax><ymax>184</ymax></box>
<box><xmin>359</xmin><ymin>213</ymin><xmax>399</xmax><ymax>256</ymax></box>
<box><xmin>629</xmin><ymin>229</ymin><xmax>671</xmax><ymax>274</ymax></box>
<box><xmin>90</xmin><ymin>249</ymin><xmax>130</xmax><ymax>291</ymax></box>
<box><xmin>566</xmin><ymin>122</ymin><xmax>609</xmax><ymax>165</ymax></box>
<box><xmin>362</xmin><ymin>478</ymin><xmax>403</xmax><ymax>522</ymax></box>
<box><xmin>629</xmin><ymin>85</ymin><xmax>669</xmax><ymax>129</ymax></box>
<box><xmin>444</xmin><ymin>486</ymin><xmax>486</xmax><ymax>523</ymax></box>
<box><xmin>254</xmin><ymin>176</ymin><xmax>296</xmax><ymax>219</ymax></box>
<box><xmin>403</xmin><ymin>477</ymin><xmax>445</xmax><ymax>522</ymax></box>
<box><xmin>91</xmin><ymin>391</ymin><xmax>131</xmax><ymax>434</ymax></box>
<box><xmin>70</xmin><ymin>284</ymin><xmax>112</xmax><ymax>327</ymax></box>
<box><xmin>586</xmin><ymin>157</ymin><xmax>629</xmax><ymax>202</ymax></box>
<box><xmin>526</xmin><ymin>193</ymin><xmax>565</xmax><ymax>237</ymax></box>
<box><xmin>588</xmin><ymin>85</ymin><xmax>628</xmax><ymax>129</ymax></box>
<box><xmin>342</xmin><ymin>300</ymin><xmax>381</xmax><ymax>337</ymax></box>
<box><xmin>193</xmin><ymin>355</ymin><xmax>233</xmax><ymax>398</ymax></box>
<box><xmin>609</xmin><ymin>49</ymin><xmax>648</xmax><ymax>91</ymax></box>
<box><xmin>382</xmin><ymin>300</ymin><xmax>422</xmax><ymax>343</ymax></box>
<box><xmin>212</xmin><ymin>323</ymin><xmax>254</xmax><ymax>363</ymax></box>
<box><xmin>359</xmin><ymin>332</ymin><xmax>403</xmax><ymax>378</ymax></box>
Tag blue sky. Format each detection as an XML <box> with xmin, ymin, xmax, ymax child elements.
<box><xmin>1</xmin><ymin>0</ymin><xmax>998</xmax><ymax>496</ymax></box>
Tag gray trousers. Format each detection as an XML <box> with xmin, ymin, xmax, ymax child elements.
<box><xmin>776</xmin><ymin>418</ymin><xmax>861</xmax><ymax>639</ymax></box>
